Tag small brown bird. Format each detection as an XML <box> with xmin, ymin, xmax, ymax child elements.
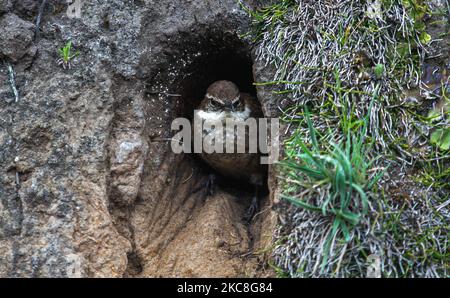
<box><xmin>194</xmin><ymin>80</ymin><xmax>264</xmax><ymax>221</ymax></box>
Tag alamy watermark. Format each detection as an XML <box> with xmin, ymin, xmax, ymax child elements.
<box><xmin>66</xmin><ymin>0</ymin><xmax>83</xmax><ymax>18</ymax></box>
<box><xmin>171</xmin><ymin>112</ymin><xmax>280</xmax><ymax>164</ymax></box>
<box><xmin>366</xmin><ymin>254</ymin><xmax>381</xmax><ymax>278</ymax></box>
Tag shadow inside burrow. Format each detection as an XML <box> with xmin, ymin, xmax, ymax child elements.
<box><xmin>144</xmin><ymin>39</ymin><xmax>270</xmax><ymax>217</ymax></box>
<box><xmin>179</xmin><ymin>48</ymin><xmax>269</xmax><ymax>210</ymax></box>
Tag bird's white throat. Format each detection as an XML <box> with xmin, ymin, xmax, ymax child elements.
<box><xmin>195</xmin><ymin>105</ymin><xmax>251</xmax><ymax>121</ymax></box>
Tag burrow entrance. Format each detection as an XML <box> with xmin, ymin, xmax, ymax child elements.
<box><xmin>108</xmin><ymin>28</ymin><xmax>273</xmax><ymax>277</ymax></box>
<box><xmin>176</xmin><ymin>41</ymin><xmax>268</xmax><ymax>196</ymax></box>
<box><xmin>144</xmin><ymin>30</ymin><xmax>269</xmax><ymax>203</ymax></box>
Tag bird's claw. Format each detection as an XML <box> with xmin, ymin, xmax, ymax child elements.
<box><xmin>205</xmin><ymin>174</ymin><xmax>216</xmax><ymax>196</ymax></box>
<box><xmin>243</xmin><ymin>196</ymin><xmax>258</xmax><ymax>223</ymax></box>
<box><xmin>192</xmin><ymin>173</ymin><xmax>216</xmax><ymax>197</ymax></box>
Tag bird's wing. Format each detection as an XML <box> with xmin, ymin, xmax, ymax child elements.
<box><xmin>241</xmin><ymin>93</ymin><xmax>263</xmax><ymax>118</ymax></box>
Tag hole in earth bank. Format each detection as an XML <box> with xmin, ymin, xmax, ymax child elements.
<box><xmin>125</xmin><ymin>30</ymin><xmax>272</xmax><ymax>277</ymax></box>
<box><xmin>177</xmin><ymin>42</ymin><xmax>269</xmax><ymax>205</ymax></box>
<box><xmin>143</xmin><ymin>29</ymin><xmax>269</xmax><ymax>196</ymax></box>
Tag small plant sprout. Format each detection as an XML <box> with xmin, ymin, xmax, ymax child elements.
<box><xmin>57</xmin><ymin>41</ymin><xmax>79</xmax><ymax>69</ymax></box>
<box><xmin>373</xmin><ymin>64</ymin><xmax>384</xmax><ymax>79</ymax></box>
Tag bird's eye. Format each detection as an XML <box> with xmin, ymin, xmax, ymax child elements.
<box><xmin>210</xmin><ymin>100</ymin><xmax>221</xmax><ymax>109</ymax></box>
<box><xmin>232</xmin><ymin>100</ymin><xmax>240</xmax><ymax>108</ymax></box>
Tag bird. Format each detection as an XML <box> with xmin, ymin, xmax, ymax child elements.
<box><xmin>194</xmin><ymin>80</ymin><xmax>264</xmax><ymax>222</ymax></box>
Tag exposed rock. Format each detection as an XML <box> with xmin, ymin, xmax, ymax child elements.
<box><xmin>108</xmin><ymin>93</ymin><xmax>148</xmax><ymax>206</ymax></box>
<box><xmin>0</xmin><ymin>13</ymin><xmax>36</xmax><ymax>65</ymax></box>
<box><xmin>0</xmin><ymin>0</ymin><xmax>12</xmax><ymax>14</ymax></box>
<box><xmin>13</xmin><ymin>0</ymin><xmax>38</xmax><ymax>18</ymax></box>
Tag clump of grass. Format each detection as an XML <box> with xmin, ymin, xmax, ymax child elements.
<box><xmin>243</xmin><ymin>0</ymin><xmax>449</xmax><ymax>277</ymax></box>
<box><xmin>279</xmin><ymin>99</ymin><xmax>384</xmax><ymax>274</ymax></box>
<box><xmin>57</xmin><ymin>41</ymin><xmax>79</xmax><ymax>69</ymax></box>
<box><xmin>246</xmin><ymin>0</ymin><xmax>431</xmax><ymax>152</ymax></box>
<box><xmin>239</xmin><ymin>0</ymin><xmax>295</xmax><ymax>42</ymax></box>
<box><xmin>274</xmin><ymin>98</ymin><xmax>448</xmax><ymax>277</ymax></box>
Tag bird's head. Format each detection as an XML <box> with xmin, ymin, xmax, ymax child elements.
<box><xmin>204</xmin><ymin>80</ymin><xmax>243</xmax><ymax>112</ymax></box>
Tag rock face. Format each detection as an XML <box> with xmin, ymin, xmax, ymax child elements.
<box><xmin>0</xmin><ymin>13</ymin><xmax>37</xmax><ymax>65</ymax></box>
<box><xmin>0</xmin><ymin>0</ymin><xmax>278</xmax><ymax>277</ymax></box>
<box><xmin>0</xmin><ymin>0</ymin><xmax>12</xmax><ymax>14</ymax></box>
